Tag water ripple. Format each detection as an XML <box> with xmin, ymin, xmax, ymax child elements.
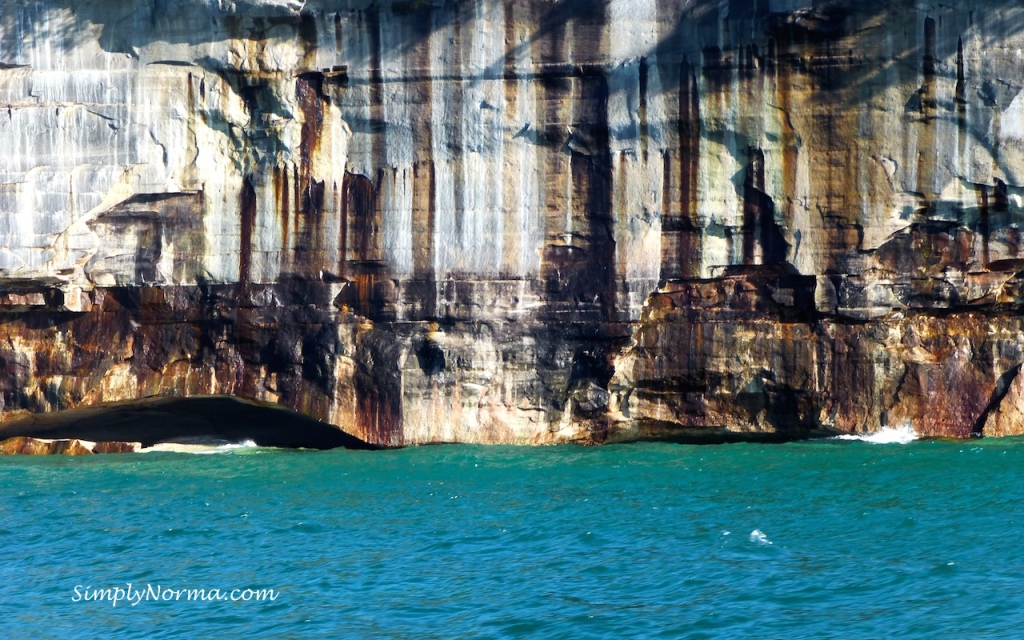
<box><xmin>3</xmin><ymin>440</ymin><xmax>1024</xmax><ymax>637</ymax></box>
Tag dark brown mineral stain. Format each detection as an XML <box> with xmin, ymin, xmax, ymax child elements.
<box><xmin>300</xmin><ymin>179</ymin><xmax>326</xmax><ymax>257</ymax></box>
<box><xmin>134</xmin><ymin>221</ymin><xmax>162</xmax><ymax>284</ymax></box>
<box><xmin>916</xmin><ymin>16</ymin><xmax>938</xmax><ymax>196</ymax></box>
<box><xmin>978</xmin><ymin>182</ymin><xmax>991</xmax><ymax>267</ymax></box>
<box><xmin>747</xmin><ymin>43</ymin><xmax>761</xmax><ymax>74</ymax></box>
<box><xmin>534</xmin><ymin>0</ymin><xmax>588</xmax><ymax>64</ymax></box>
<box><xmin>743</xmin><ymin>148</ymin><xmax>787</xmax><ymax>265</ymax></box>
<box><xmin>923</xmin><ymin>16</ymin><xmax>936</xmax><ymax>79</ymax></box>
<box><xmin>742</xmin><ymin>150</ymin><xmax>761</xmax><ymax>264</ymax></box>
<box><xmin>973</xmin><ymin>364</ymin><xmax>1021</xmax><ymax>436</ymax></box>
<box><xmin>366</xmin><ymin>8</ymin><xmax>387</xmax><ymax>178</ymax></box>
<box><xmin>701</xmin><ymin>46</ymin><xmax>729</xmax><ymax>87</ymax></box>
<box><xmin>449</xmin><ymin>10</ymin><xmax>466</xmax><ymax>239</ymax></box>
<box><xmin>775</xmin><ymin>42</ymin><xmax>799</xmax><ymax>246</ymax></box>
<box><xmin>408</xmin><ymin>8</ymin><xmax>435</xmax><ymax>298</ymax></box>
<box><xmin>187</xmin><ymin>71</ymin><xmax>195</xmax><ymax>113</ymax></box>
<box><xmin>296</xmin><ymin>73</ymin><xmax>325</xmax><ymax>178</ymax></box>
<box><xmin>293</xmin><ymin>165</ymin><xmax>301</xmax><ymax>253</ymax></box>
<box><xmin>354</xmin><ymin>327</ymin><xmax>404</xmax><ymax>447</ymax></box>
<box><xmin>542</xmin><ymin>66</ymin><xmax>616</xmax><ymax>321</ymax></box>
<box><xmin>638</xmin><ymin>56</ymin><xmax>649</xmax><ymax>159</ymax></box>
<box><xmin>411</xmin><ymin>161</ymin><xmax>436</xmax><ymax>313</ymax></box>
<box><xmin>679</xmin><ymin>62</ymin><xmax>700</xmax><ymax>277</ymax></box>
<box><xmin>298</xmin><ymin>11</ymin><xmax>318</xmax><ymax>68</ymax></box>
<box><xmin>503</xmin><ymin>0</ymin><xmax>518</xmax><ymax>72</ymax></box>
<box><xmin>295</xmin><ymin>72</ymin><xmax>329</xmax><ymax>276</ymax></box>
<box><xmin>765</xmin><ymin>7</ymin><xmax>847</xmax><ymax>89</ymax></box>
<box><xmin>956</xmin><ymin>35</ymin><xmax>967</xmax><ymax>158</ymax></box>
<box><xmin>239</xmin><ymin>176</ymin><xmax>256</xmax><ymax>285</ymax></box>
<box><xmin>333</xmin><ymin>12</ymin><xmax>343</xmax><ymax>58</ymax></box>
<box><xmin>339</xmin><ymin>171</ymin><xmax>387</xmax><ymax>316</ymax></box>
<box><xmin>337</xmin><ymin>174</ymin><xmax>349</xmax><ymax>278</ymax></box>
<box><xmin>660</xmin><ymin>151</ymin><xmax>676</xmax><ymax>279</ymax></box>
<box><xmin>92</xmin><ymin>195</ymin><xmax>194</xmax><ymax>285</ymax></box>
<box><xmin>994</xmin><ymin>178</ymin><xmax>1009</xmax><ymax>216</ymax></box>
<box><xmin>344</xmin><ymin>172</ymin><xmax>379</xmax><ymax>265</ymax></box>
<box><xmin>975</xmin><ymin>178</ymin><xmax>1013</xmax><ymax>270</ymax></box>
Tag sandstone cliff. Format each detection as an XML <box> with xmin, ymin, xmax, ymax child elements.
<box><xmin>2</xmin><ymin>0</ymin><xmax>1024</xmax><ymax>445</ymax></box>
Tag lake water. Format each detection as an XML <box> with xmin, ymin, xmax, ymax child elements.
<box><xmin>2</xmin><ymin>435</ymin><xmax>1023</xmax><ymax>638</ymax></box>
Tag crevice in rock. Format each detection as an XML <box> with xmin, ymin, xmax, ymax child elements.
<box><xmin>972</xmin><ymin>364</ymin><xmax>1022</xmax><ymax>437</ymax></box>
<box><xmin>0</xmin><ymin>395</ymin><xmax>378</xmax><ymax>450</ymax></box>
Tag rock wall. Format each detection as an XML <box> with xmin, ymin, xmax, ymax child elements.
<box><xmin>3</xmin><ymin>0</ymin><xmax>1024</xmax><ymax>444</ymax></box>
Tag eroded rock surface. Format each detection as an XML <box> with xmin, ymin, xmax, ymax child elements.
<box><xmin>2</xmin><ymin>0</ymin><xmax>1024</xmax><ymax>444</ymax></box>
<box><xmin>0</xmin><ymin>436</ymin><xmax>120</xmax><ymax>455</ymax></box>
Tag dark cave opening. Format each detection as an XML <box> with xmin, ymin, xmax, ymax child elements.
<box><xmin>0</xmin><ymin>395</ymin><xmax>379</xmax><ymax>450</ymax></box>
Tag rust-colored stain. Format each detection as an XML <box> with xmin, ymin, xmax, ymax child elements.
<box><xmin>353</xmin><ymin>325</ymin><xmax>404</xmax><ymax>447</ymax></box>
<box><xmin>343</xmin><ymin>172</ymin><xmax>379</xmax><ymax>266</ymax></box>
<box><xmin>274</xmin><ymin>166</ymin><xmax>290</xmax><ymax>257</ymax></box>
<box><xmin>294</xmin><ymin>72</ymin><xmax>328</xmax><ymax>276</ymax></box>
<box><xmin>411</xmin><ymin>161</ymin><xmax>435</xmax><ymax>279</ymax></box>
<box><xmin>296</xmin><ymin>73</ymin><xmax>324</xmax><ymax>183</ymax></box>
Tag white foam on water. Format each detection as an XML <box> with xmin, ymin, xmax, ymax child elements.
<box><xmin>834</xmin><ymin>424</ymin><xmax>918</xmax><ymax>444</ymax></box>
<box><xmin>140</xmin><ymin>439</ymin><xmax>262</xmax><ymax>455</ymax></box>
<box><xmin>215</xmin><ymin>439</ymin><xmax>259</xmax><ymax>451</ymax></box>
<box><xmin>749</xmin><ymin>529</ymin><xmax>772</xmax><ymax>546</ymax></box>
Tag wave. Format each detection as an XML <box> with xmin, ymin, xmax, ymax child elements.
<box><xmin>749</xmin><ymin>529</ymin><xmax>772</xmax><ymax>546</ymax></box>
<box><xmin>833</xmin><ymin>424</ymin><xmax>918</xmax><ymax>444</ymax></box>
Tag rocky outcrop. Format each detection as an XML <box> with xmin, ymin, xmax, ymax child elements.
<box><xmin>2</xmin><ymin>0</ymin><xmax>1024</xmax><ymax>445</ymax></box>
<box><xmin>0</xmin><ymin>436</ymin><xmax>127</xmax><ymax>455</ymax></box>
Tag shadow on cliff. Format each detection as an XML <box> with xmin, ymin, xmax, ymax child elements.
<box><xmin>47</xmin><ymin>0</ymin><xmax>474</xmax><ymax>66</ymax></box>
<box><xmin>650</xmin><ymin>0</ymin><xmax>1024</xmax><ymax>181</ymax></box>
<box><xmin>0</xmin><ymin>395</ymin><xmax>380</xmax><ymax>450</ymax></box>
<box><xmin>29</xmin><ymin>1</ymin><xmax>1024</xmax><ymax>97</ymax></box>
<box><xmin>34</xmin><ymin>0</ymin><xmax>1024</xmax><ymax>167</ymax></box>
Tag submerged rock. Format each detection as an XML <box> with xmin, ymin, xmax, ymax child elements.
<box><xmin>1</xmin><ymin>1</ymin><xmax>1024</xmax><ymax>444</ymax></box>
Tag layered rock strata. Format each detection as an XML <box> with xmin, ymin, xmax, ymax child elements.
<box><xmin>2</xmin><ymin>0</ymin><xmax>1024</xmax><ymax>445</ymax></box>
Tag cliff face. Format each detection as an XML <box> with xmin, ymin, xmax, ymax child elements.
<box><xmin>2</xmin><ymin>0</ymin><xmax>1024</xmax><ymax>445</ymax></box>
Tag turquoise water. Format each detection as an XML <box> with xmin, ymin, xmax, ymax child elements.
<box><xmin>2</xmin><ymin>439</ymin><xmax>1024</xmax><ymax>638</ymax></box>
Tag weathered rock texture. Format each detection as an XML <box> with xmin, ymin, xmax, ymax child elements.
<box><xmin>3</xmin><ymin>0</ymin><xmax>1024</xmax><ymax>445</ymax></box>
<box><xmin>0</xmin><ymin>436</ymin><xmax>113</xmax><ymax>455</ymax></box>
